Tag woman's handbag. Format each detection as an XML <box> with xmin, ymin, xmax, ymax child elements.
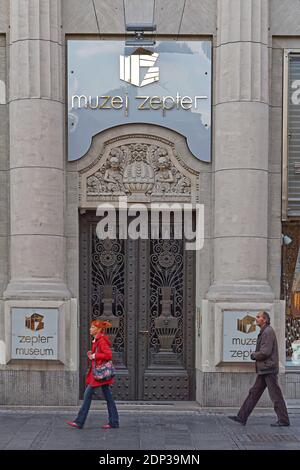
<box><xmin>92</xmin><ymin>360</ymin><xmax>116</xmax><ymax>382</ymax></box>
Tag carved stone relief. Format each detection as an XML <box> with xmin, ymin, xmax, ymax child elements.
<box><xmin>79</xmin><ymin>135</ymin><xmax>198</xmax><ymax>206</ymax></box>
<box><xmin>86</xmin><ymin>143</ymin><xmax>191</xmax><ymax>199</ymax></box>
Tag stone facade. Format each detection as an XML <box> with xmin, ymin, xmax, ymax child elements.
<box><xmin>0</xmin><ymin>0</ymin><xmax>299</xmax><ymax>405</ymax></box>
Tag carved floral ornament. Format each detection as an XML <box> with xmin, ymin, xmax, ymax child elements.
<box><xmin>83</xmin><ymin>142</ymin><xmax>193</xmax><ymax>203</ymax></box>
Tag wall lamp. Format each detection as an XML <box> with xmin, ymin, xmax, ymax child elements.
<box><xmin>282</xmin><ymin>234</ymin><xmax>293</xmax><ymax>245</ymax></box>
<box><xmin>125</xmin><ymin>23</ymin><xmax>156</xmax><ymax>47</ymax></box>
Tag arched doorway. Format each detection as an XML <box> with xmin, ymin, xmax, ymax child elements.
<box><xmin>76</xmin><ymin>126</ymin><xmax>204</xmax><ymax>400</ymax></box>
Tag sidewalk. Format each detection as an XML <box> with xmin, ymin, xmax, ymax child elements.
<box><xmin>0</xmin><ymin>403</ymin><xmax>300</xmax><ymax>450</ymax></box>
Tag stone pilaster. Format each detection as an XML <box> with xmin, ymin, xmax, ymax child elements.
<box><xmin>207</xmin><ymin>0</ymin><xmax>273</xmax><ymax>301</ymax></box>
<box><xmin>4</xmin><ymin>0</ymin><xmax>70</xmax><ymax>299</ymax></box>
<box><xmin>0</xmin><ymin>34</ymin><xmax>8</xmax><ymax>297</ymax></box>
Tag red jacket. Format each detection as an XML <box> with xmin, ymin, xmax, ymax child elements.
<box><xmin>85</xmin><ymin>332</ymin><xmax>114</xmax><ymax>387</ymax></box>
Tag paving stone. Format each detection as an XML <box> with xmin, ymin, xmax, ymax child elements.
<box><xmin>0</xmin><ymin>410</ymin><xmax>299</xmax><ymax>450</ymax></box>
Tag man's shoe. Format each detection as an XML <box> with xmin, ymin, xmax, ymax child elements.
<box><xmin>66</xmin><ymin>421</ymin><xmax>81</xmax><ymax>429</ymax></box>
<box><xmin>270</xmin><ymin>421</ymin><xmax>290</xmax><ymax>427</ymax></box>
<box><xmin>101</xmin><ymin>424</ymin><xmax>119</xmax><ymax>429</ymax></box>
<box><xmin>228</xmin><ymin>416</ymin><xmax>246</xmax><ymax>425</ymax></box>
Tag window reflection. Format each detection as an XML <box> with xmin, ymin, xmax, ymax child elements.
<box><xmin>282</xmin><ymin>223</ymin><xmax>300</xmax><ymax>367</ymax></box>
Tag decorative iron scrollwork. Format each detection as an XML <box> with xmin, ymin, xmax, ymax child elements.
<box><xmin>91</xmin><ymin>235</ymin><xmax>125</xmax><ymax>354</ymax></box>
<box><xmin>80</xmin><ymin>213</ymin><xmax>195</xmax><ymax>401</ymax></box>
<box><xmin>150</xmin><ymin>239</ymin><xmax>184</xmax><ymax>359</ymax></box>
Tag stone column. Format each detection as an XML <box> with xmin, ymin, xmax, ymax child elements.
<box><xmin>4</xmin><ymin>0</ymin><xmax>70</xmax><ymax>299</ymax></box>
<box><xmin>207</xmin><ymin>0</ymin><xmax>273</xmax><ymax>301</ymax></box>
<box><xmin>0</xmin><ymin>34</ymin><xmax>8</xmax><ymax>297</ymax></box>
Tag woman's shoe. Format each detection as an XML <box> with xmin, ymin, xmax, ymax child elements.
<box><xmin>101</xmin><ymin>424</ymin><xmax>119</xmax><ymax>429</ymax></box>
<box><xmin>66</xmin><ymin>421</ymin><xmax>81</xmax><ymax>429</ymax></box>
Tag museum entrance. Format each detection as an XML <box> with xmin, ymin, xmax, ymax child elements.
<box><xmin>79</xmin><ymin>211</ymin><xmax>196</xmax><ymax>400</ymax></box>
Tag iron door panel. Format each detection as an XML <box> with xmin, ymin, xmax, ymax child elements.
<box><xmin>79</xmin><ymin>213</ymin><xmax>195</xmax><ymax>400</ymax></box>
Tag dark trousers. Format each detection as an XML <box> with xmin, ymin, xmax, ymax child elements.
<box><xmin>74</xmin><ymin>384</ymin><xmax>119</xmax><ymax>428</ymax></box>
<box><xmin>238</xmin><ymin>373</ymin><xmax>290</xmax><ymax>425</ymax></box>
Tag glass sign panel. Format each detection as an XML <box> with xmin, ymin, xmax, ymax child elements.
<box><xmin>223</xmin><ymin>310</ymin><xmax>259</xmax><ymax>363</ymax></box>
<box><xmin>11</xmin><ymin>308</ymin><xmax>59</xmax><ymax>360</ymax></box>
<box><xmin>68</xmin><ymin>40</ymin><xmax>212</xmax><ymax>162</ymax></box>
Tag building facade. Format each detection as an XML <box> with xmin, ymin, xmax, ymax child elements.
<box><xmin>0</xmin><ymin>0</ymin><xmax>299</xmax><ymax>406</ymax></box>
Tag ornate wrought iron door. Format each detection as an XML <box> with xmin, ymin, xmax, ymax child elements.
<box><xmin>80</xmin><ymin>212</ymin><xmax>195</xmax><ymax>400</ymax></box>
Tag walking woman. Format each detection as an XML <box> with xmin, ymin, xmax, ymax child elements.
<box><xmin>66</xmin><ymin>319</ymin><xmax>119</xmax><ymax>429</ymax></box>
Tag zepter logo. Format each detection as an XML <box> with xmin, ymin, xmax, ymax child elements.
<box><xmin>120</xmin><ymin>52</ymin><xmax>159</xmax><ymax>87</ymax></box>
<box><xmin>25</xmin><ymin>313</ymin><xmax>44</xmax><ymax>331</ymax></box>
<box><xmin>237</xmin><ymin>315</ymin><xmax>256</xmax><ymax>334</ymax></box>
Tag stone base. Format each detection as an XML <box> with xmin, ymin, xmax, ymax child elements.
<box><xmin>285</xmin><ymin>372</ymin><xmax>300</xmax><ymax>399</ymax></box>
<box><xmin>196</xmin><ymin>297</ymin><xmax>289</xmax><ymax>406</ymax></box>
<box><xmin>196</xmin><ymin>371</ymin><xmax>291</xmax><ymax>407</ymax></box>
<box><xmin>0</xmin><ymin>370</ymin><xmax>297</xmax><ymax>406</ymax></box>
<box><xmin>206</xmin><ymin>280</ymin><xmax>275</xmax><ymax>302</ymax></box>
<box><xmin>0</xmin><ymin>370</ymin><xmax>78</xmax><ymax>405</ymax></box>
<box><xmin>3</xmin><ymin>278</ymin><xmax>71</xmax><ymax>300</ymax></box>
<box><xmin>200</xmin><ymin>299</ymin><xmax>285</xmax><ymax>369</ymax></box>
<box><xmin>0</xmin><ymin>298</ymin><xmax>79</xmax><ymax>405</ymax></box>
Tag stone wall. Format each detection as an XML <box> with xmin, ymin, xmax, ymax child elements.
<box><xmin>0</xmin><ymin>0</ymin><xmax>299</xmax><ymax>405</ymax></box>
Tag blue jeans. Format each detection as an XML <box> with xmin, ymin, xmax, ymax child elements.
<box><xmin>74</xmin><ymin>384</ymin><xmax>119</xmax><ymax>428</ymax></box>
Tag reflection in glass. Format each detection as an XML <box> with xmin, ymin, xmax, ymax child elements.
<box><xmin>68</xmin><ymin>40</ymin><xmax>212</xmax><ymax>162</ymax></box>
<box><xmin>283</xmin><ymin>226</ymin><xmax>300</xmax><ymax>367</ymax></box>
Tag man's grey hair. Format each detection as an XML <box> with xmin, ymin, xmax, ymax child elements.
<box><xmin>262</xmin><ymin>311</ymin><xmax>270</xmax><ymax>325</ymax></box>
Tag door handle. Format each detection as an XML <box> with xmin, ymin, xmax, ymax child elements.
<box><xmin>139</xmin><ymin>330</ymin><xmax>149</xmax><ymax>334</ymax></box>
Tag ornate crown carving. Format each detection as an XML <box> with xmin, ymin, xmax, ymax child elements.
<box><xmin>86</xmin><ymin>143</ymin><xmax>191</xmax><ymax>201</ymax></box>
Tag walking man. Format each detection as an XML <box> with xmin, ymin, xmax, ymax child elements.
<box><xmin>229</xmin><ymin>311</ymin><xmax>290</xmax><ymax>427</ymax></box>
